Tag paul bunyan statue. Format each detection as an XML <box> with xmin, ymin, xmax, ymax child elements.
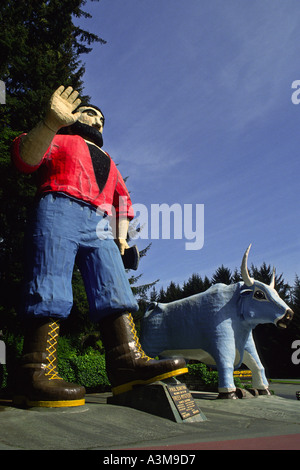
<box><xmin>11</xmin><ymin>85</ymin><xmax>187</xmax><ymax>407</ymax></box>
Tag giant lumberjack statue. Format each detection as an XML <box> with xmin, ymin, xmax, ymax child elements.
<box><xmin>11</xmin><ymin>85</ymin><xmax>187</xmax><ymax>407</ymax></box>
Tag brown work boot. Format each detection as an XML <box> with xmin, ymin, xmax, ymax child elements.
<box><xmin>13</xmin><ymin>318</ymin><xmax>85</xmax><ymax>408</ymax></box>
<box><xmin>99</xmin><ymin>312</ymin><xmax>188</xmax><ymax>395</ymax></box>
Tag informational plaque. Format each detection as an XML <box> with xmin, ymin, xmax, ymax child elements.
<box><xmin>166</xmin><ymin>383</ymin><xmax>200</xmax><ymax>420</ymax></box>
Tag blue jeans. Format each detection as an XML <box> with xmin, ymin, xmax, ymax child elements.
<box><xmin>22</xmin><ymin>193</ymin><xmax>138</xmax><ymax>321</ymax></box>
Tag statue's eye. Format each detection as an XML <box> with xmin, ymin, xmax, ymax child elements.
<box><xmin>83</xmin><ymin>110</ymin><xmax>97</xmax><ymax>117</ymax></box>
<box><xmin>254</xmin><ymin>290</ymin><xmax>267</xmax><ymax>300</ymax></box>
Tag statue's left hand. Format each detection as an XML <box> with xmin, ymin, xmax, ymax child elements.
<box><xmin>44</xmin><ymin>85</ymin><xmax>82</xmax><ymax>132</ymax></box>
<box><xmin>115</xmin><ymin>238</ymin><xmax>130</xmax><ymax>256</ymax></box>
<box><xmin>115</xmin><ymin>218</ymin><xmax>130</xmax><ymax>255</ymax></box>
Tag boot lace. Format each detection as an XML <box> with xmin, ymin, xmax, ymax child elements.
<box><xmin>128</xmin><ymin>313</ymin><xmax>152</xmax><ymax>361</ymax></box>
<box><xmin>45</xmin><ymin>320</ymin><xmax>62</xmax><ymax>380</ymax></box>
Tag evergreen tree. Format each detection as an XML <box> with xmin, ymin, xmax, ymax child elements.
<box><xmin>232</xmin><ymin>268</ymin><xmax>241</xmax><ymax>283</ymax></box>
<box><xmin>0</xmin><ymin>0</ymin><xmax>105</xmax><ymax>335</ymax></box>
<box><xmin>290</xmin><ymin>275</ymin><xmax>300</xmax><ymax>337</ymax></box>
<box><xmin>158</xmin><ymin>286</ymin><xmax>167</xmax><ymax>302</ymax></box>
<box><xmin>0</xmin><ymin>127</ymin><xmax>36</xmax><ymax>332</ymax></box>
<box><xmin>0</xmin><ymin>0</ymin><xmax>106</xmax><ymax>130</ymax></box>
<box><xmin>149</xmin><ymin>286</ymin><xmax>158</xmax><ymax>302</ymax></box>
<box><xmin>163</xmin><ymin>281</ymin><xmax>182</xmax><ymax>303</ymax></box>
<box><xmin>292</xmin><ymin>275</ymin><xmax>300</xmax><ymax>313</ymax></box>
<box><xmin>182</xmin><ymin>273</ymin><xmax>211</xmax><ymax>298</ymax></box>
<box><xmin>127</xmin><ymin>243</ymin><xmax>159</xmax><ymax>319</ymax></box>
<box><xmin>211</xmin><ymin>265</ymin><xmax>233</xmax><ymax>285</ymax></box>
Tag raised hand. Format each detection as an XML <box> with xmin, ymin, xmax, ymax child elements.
<box><xmin>44</xmin><ymin>85</ymin><xmax>82</xmax><ymax>132</ymax></box>
<box><xmin>20</xmin><ymin>86</ymin><xmax>82</xmax><ymax>166</ymax></box>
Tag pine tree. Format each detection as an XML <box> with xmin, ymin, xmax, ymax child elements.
<box><xmin>0</xmin><ymin>0</ymin><xmax>105</xmax><ymax>334</ymax></box>
<box><xmin>127</xmin><ymin>243</ymin><xmax>159</xmax><ymax>319</ymax></box>
<box><xmin>211</xmin><ymin>265</ymin><xmax>233</xmax><ymax>285</ymax></box>
<box><xmin>158</xmin><ymin>286</ymin><xmax>167</xmax><ymax>302</ymax></box>
<box><xmin>182</xmin><ymin>273</ymin><xmax>211</xmax><ymax>298</ymax></box>
<box><xmin>149</xmin><ymin>286</ymin><xmax>158</xmax><ymax>302</ymax></box>
<box><xmin>163</xmin><ymin>281</ymin><xmax>182</xmax><ymax>303</ymax></box>
<box><xmin>232</xmin><ymin>268</ymin><xmax>241</xmax><ymax>283</ymax></box>
<box><xmin>290</xmin><ymin>275</ymin><xmax>300</xmax><ymax>336</ymax></box>
<box><xmin>0</xmin><ymin>127</ymin><xmax>36</xmax><ymax>332</ymax></box>
<box><xmin>0</xmin><ymin>0</ymin><xmax>106</xmax><ymax>130</ymax></box>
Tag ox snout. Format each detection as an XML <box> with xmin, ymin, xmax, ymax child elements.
<box><xmin>277</xmin><ymin>309</ymin><xmax>294</xmax><ymax>329</ymax></box>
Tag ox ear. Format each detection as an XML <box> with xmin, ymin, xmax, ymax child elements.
<box><xmin>148</xmin><ymin>302</ymin><xmax>158</xmax><ymax>310</ymax></box>
<box><xmin>146</xmin><ymin>301</ymin><xmax>163</xmax><ymax>314</ymax></box>
<box><xmin>240</xmin><ymin>289</ymin><xmax>252</xmax><ymax>297</ymax></box>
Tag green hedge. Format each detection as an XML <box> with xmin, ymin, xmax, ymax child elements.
<box><xmin>1</xmin><ymin>358</ymin><xmax>226</xmax><ymax>394</ymax></box>
<box><xmin>0</xmin><ymin>333</ymin><xmax>242</xmax><ymax>394</ymax></box>
<box><xmin>180</xmin><ymin>362</ymin><xmax>243</xmax><ymax>391</ymax></box>
<box><xmin>0</xmin><ymin>333</ymin><xmax>112</xmax><ymax>394</ymax></box>
<box><xmin>58</xmin><ymin>353</ymin><xmax>111</xmax><ymax>391</ymax></box>
<box><xmin>59</xmin><ymin>358</ymin><xmax>228</xmax><ymax>392</ymax></box>
<box><xmin>1</xmin><ymin>359</ymin><xmax>243</xmax><ymax>394</ymax></box>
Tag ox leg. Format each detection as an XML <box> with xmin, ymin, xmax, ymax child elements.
<box><xmin>243</xmin><ymin>334</ymin><xmax>270</xmax><ymax>395</ymax></box>
<box><xmin>215</xmin><ymin>356</ymin><xmax>238</xmax><ymax>399</ymax></box>
<box><xmin>210</xmin><ymin>331</ymin><xmax>241</xmax><ymax>399</ymax></box>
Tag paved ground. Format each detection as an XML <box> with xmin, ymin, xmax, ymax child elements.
<box><xmin>268</xmin><ymin>381</ymin><xmax>300</xmax><ymax>400</ymax></box>
<box><xmin>0</xmin><ymin>382</ymin><xmax>299</xmax><ymax>451</ymax></box>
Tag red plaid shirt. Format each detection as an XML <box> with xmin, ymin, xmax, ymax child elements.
<box><xmin>11</xmin><ymin>133</ymin><xmax>134</xmax><ymax>220</ymax></box>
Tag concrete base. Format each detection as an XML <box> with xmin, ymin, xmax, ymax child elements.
<box><xmin>107</xmin><ymin>378</ymin><xmax>207</xmax><ymax>423</ymax></box>
<box><xmin>0</xmin><ymin>385</ymin><xmax>300</xmax><ymax>449</ymax></box>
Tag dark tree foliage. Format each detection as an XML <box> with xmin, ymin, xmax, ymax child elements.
<box><xmin>290</xmin><ymin>275</ymin><xmax>300</xmax><ymax>344</ymax></box>
<box><xmin>211</xmin><ymin>265</ymin><xmax>233</xmax><ymax>285</ymax></box>
<box><xmin>182</xmin><ymin>273</ymin><xmax>211</xmax><ymax>299</ymax></box>
<box><xmin>0</xmin><ymin>0</ymin><xmax>106</xmax><ymax>130</ymax></box>
<box><xmin>0</xmin><ymin>127</ymin><xmax>36</xmax><ymax>333</ymax></box>
<box><xmin>0</xmin><ymin>0</ymin><xmax>105</xmax><ymax>336</ymax></box>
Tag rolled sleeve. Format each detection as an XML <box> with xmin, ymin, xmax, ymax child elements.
<box><xmin>11</xmin><ymin>134</ymin><xmax>44</xmax><ymax>174</ymax></box>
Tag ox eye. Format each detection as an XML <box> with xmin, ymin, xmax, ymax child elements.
<box><xmin>254</xmin><ymin>290</ymin><xmax>267</xmax><ymax>301</ymax></box>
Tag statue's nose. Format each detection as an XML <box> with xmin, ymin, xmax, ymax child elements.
<box><xmin>285</xmin><ymin>309</ymin><xmax>294</xmax><ymax>322</ymax></box>
<box><xmin>277</xmin><ymin>308</ymin><xmax>294</xmax><ymax>329</ymax></box>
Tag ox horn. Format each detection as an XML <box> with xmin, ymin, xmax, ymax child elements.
<box><xmin>270</xmin><ymin>267</ymin><xmax>276</xmax><ymax>289</ymax></box>
<box><xmin>241</xmin><ymin>244</ymin><xmax>254</xmax><ymax>287</ymax></box>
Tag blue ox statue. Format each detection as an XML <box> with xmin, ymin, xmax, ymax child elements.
<box><xmin>140</xmin><ymin>245</ymin><xmax>294</xmax><ymax>399</ymax></box>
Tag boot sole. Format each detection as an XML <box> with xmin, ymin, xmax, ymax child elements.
<box><xmin>13</xmin><ymin>395</ymin><xmax>85</xmax><ymax>408</ymax></box>
<box><xmin>111</xmin><ymin>367</ymin><xmax>188</xmax><ymax>395</ymax></box>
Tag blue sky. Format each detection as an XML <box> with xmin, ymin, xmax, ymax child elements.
<box><xmin>75</xmin><ymin>0</ymin><xmax>300</xmax><ymax>293</ymax></box>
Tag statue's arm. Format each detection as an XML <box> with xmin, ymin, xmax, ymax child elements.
<box><xmin>20</xmin><ymin>85</ymin><xmax>82</xmax><ymax>166</ymax></box>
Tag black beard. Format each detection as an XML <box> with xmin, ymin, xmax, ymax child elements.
<box><xmin>57</xmin><ymin>120</ymin><xmax>103</xmax><ymax>148</ymax></box>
